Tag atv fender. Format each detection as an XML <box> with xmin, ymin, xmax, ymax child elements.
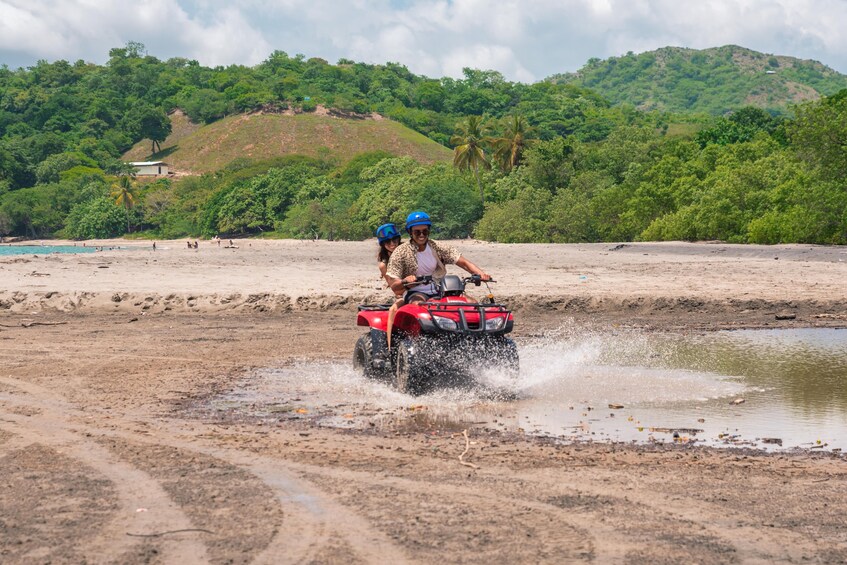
<box><xmin>357</xmin><ymin>310</ymin><xmax>389</xmax><ymax>331</ymax></box>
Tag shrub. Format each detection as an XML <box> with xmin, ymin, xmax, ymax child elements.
<box><xmin>64</xmin><ymin>196</ymin><xmax>126</xmax><ymax>239</ymax></box>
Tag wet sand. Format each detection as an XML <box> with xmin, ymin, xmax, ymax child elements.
<box><xmin>1</xmin><ymin>240</ymin><xmax>847</xmax><ymax>563</ymax></box>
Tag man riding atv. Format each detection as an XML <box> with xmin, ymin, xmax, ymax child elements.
<box><xmin>356</xmin><ymin>220</ymin><xmax>517</xmax><ymax>393</ymax></box>
<box><xmin>385</xmin><ymin>211</ymin><xmax>492</xmax><ymax>303</ymax></box>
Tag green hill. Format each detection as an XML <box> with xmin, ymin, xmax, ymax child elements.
<box><xmin>548</xmin><ymin>45</ymin><xmax>847</xmax><ymax>114</ymax></box>
<box><xmin>123</xmin><ymin>106</ymin><xmax>452</xmax><ymax>174</ymax></box>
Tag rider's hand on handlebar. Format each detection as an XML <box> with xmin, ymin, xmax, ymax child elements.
<box><xmin>402</xmin><ymin>275</ymin><xmax>419</xmax><ymax>287</ymax></box>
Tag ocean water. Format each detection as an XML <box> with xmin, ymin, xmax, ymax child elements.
<box><xmin>0</xmin><ymin>245</ymin><xmax>98</xmax><ymax>255</ymax></box>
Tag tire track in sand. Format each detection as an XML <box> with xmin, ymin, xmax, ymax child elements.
<box><xmin>0</xmin><ymin>376</ymin><xmax>411</xmax><ymax>564</ymax></box>
<box><xmin>0</xmin><ymin>377</ymin><xmax>210</xmax><ymax>564</ymax></box>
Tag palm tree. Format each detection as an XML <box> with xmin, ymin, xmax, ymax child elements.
<box><xmin>492</xmin><ymin>115</ymin><xmax>536</xmax><ymax>173</ymax></box>
<box><xmin>450</xmin><ymin>115</ymin><xmax>492</xmax><ymax>204</ymax></box>
<box><xmin>111</xmin><ymin>175</ymin><xmax>138</xmax><ymax>234</ymax></box>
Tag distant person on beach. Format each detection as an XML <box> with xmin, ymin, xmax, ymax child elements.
<box><xmin>152</xmin><ymin>241</ymin><xmax>156</xmax><ymax>251</ymax></box>
<box><xmin>385</xmin><ymin>211</ymin><xmax>490</xmax><ymax>304</ymax></box>
<box><xmin>187</xmin><ymin>240</ymin><xmax>192</xmax><ymax>249</ymax></box>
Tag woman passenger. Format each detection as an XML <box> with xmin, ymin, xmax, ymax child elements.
<box><xmin>376</xmin><ymin>223</ymin><xmax>403</xmax><ymax>295</ymax></box>
<box><xmin>375</xmin><ymin>223</ymin><xmax>404</xmax><ymax>350</ymax></box>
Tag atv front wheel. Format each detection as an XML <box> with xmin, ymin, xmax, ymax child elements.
<box><xmin>394</xmin><ymin>339</ymin><xmax>426</xmax><ymax>395</ymax></box>
<box><xmin>500</xmin><ymin>337</ymin><xmax>520</xmax><ymax>378</ymax></box>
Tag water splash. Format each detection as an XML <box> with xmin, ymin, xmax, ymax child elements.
<box><xmin>206</xmin><ymin>327</ymin><xmax>847</xmax><ymax>452</ymax></box>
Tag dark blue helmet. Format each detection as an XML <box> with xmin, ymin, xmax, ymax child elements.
<box><xmin>405</xmin><ymin>211</ymin><xmax>432</xmax><ymax>232</ymax></box>
<box><xmin>376</xmin><ymin>223</ymin><xmax>400</xmax><ymax>244</ymax></box>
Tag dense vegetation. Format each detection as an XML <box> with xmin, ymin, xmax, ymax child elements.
<box><xmin>1</xmin><ymin>43</ymin><xmax>846</xmax><ymax>244</ymax></box>
<box><xmin>549</xmin><ymin>45</ymin><xmax>847</xmax><ymax>115</ymax></box>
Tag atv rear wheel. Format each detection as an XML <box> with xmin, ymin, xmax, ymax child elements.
<box><xmin>394</xmin><ymin>339</ymin><xmax>426</xmax><ymax>395</ymax></box>
<box><xmin>353</xmin><ymin>333</ymin><xmax>376</xmax><ymax>378</ymax></box>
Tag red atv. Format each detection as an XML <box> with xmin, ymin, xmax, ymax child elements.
<box><xmin>354</xmin><ymin>274</ymin><xmax>518</xmax><ymax>394</ymax></box>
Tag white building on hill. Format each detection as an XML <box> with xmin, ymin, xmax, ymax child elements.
<box><xmin>129</xmin><ymin>161</ymin><xmax>170</xmax><ymax>176</ymax></box>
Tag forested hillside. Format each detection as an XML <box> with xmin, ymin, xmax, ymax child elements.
<box><xmin>1</xmin><ymin>43</ymin><xmax>847</xmax><ymax>244</ymax></box>
<box><xmin>549</xmin><ymin>45</ymin><xmax>847</xmax><ymax>115</ymax></box>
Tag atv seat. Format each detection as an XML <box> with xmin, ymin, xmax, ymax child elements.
<box><xmin>357</xmin><ymin>304</ymin><xmax>392</xmax><ymax>311</ymax></box>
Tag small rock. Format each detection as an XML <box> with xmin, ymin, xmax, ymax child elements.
<box><xmin>730</xmin><ymin>398</ymin><xmax>745</xmax><ymax>405</ymax></box>
<box><xmin>775</xmin><ymin>313</ymin><xmax>796</xmax><ymax>320</ymax></box>
<box><xmin>608</xmin><ymin>403</ymin><xmax>624</xmax><ymax>409</ymax></box>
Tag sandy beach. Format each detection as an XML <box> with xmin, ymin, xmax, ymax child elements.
<box><xmin>2</xmin><ymin>239</ymin><xmax>847</xmax><ymax>563</ymax></box>
<box><xmin>5</xmin><ymin>238</ymin><xmax>847</xmax><ymax>326</ymax></box>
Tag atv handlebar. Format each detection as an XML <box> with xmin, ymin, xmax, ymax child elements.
<box><xmin>464</xmin><ymin>274</ymin><xmax>495</xmax><ymax>286</ymax></box>
<box><xmin>402</xmin><ymin>275</ymin><xmax>433</xmax><ymax>288</ymax></box>
<box><xmin>403</xmin><ymin>274</ymin><xmax>495</xmax><ymax>288</ymax></box>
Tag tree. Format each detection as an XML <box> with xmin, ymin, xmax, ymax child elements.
<box><xmin>65</xmin><ymin>195</ymin><xmax>126</xmax><ymax>239</ymax></box>
<box><xmin>110</xmin><ymin>175</ymin><xmax>138</xmax><ymax>233</ymax></box>
<box><xmin>35</xmin><ymin>151</ymin><xmax>98</xmax><ymax>184</ymax></box>
<box><xmin>139</xmin><ymin>107</ymin><xmax>171</xmax><ymax>154</ymax></box>
<box><xmin>475</xmin><ymin>185</ymin><xmax>552</xmax><ymax>242</ymax></box>
<box><xmin>215</xmin><ymin>184</ymin><xmax>268</xmax><ymax>233</ymax></box>
<box><xmin>789</xmin><ymin>90</ymin><xmax>847</xmax><ymax>181</ymax></box>
<box><xmin>523</xmin><ymin>137</ymin><xmax>575</xmax><ymax>191</ymax></box>
<box><xmin>450</xmin><ymin>116</ymin><xmax>492</xmax><ymax>204</ymax></box>
<box><xmin>491</xmin><ymin>115</ymin><xmax>536</xmax><ymax>172</ymax></box>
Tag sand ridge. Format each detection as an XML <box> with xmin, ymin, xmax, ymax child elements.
<box><xmin>4</xmin><ymin>239</ymin><xmax>847</xmax><ymax>328</ymax></box>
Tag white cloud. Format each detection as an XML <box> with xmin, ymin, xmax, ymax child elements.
<box><xmin>3</xmin><ymin>0</ymin><xmax>847</xmax><ymax>80</ymax></box>
<box><xmin>0</xmin><ymin>0</ymin><xmax>270</xmax><ymax>68</ymax></box>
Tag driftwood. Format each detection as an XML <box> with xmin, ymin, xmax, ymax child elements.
<box><xmin>458</xmin><ymin>429</ymin><xmax>479</xmax><ymax>470</ymax></box>
<box><xmin>649</xmin><ymin>427</ymin><xmax>704</xmax><ymax>435</ymax></box>
<box><xmin>126</xmin><ymin>528</ymin><xmax>214</xmax><ymax>537</ymax></box>
<box><xmin>0</xmin><ymin>321</ymin><xmax>68</xmax><ymax>328</ymax></box>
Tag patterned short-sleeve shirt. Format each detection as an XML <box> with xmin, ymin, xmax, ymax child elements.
<box><xmin>385</xmin><ymin>240</ymin><xmax>461</xmax><ymax>281</ymax></box>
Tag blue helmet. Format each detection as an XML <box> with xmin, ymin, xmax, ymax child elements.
<box><xmin>376</xmin><ymin>223</ymin><xmax>399</xmax><ymax>244</ymax></box>
<box><xmin>405</xmin><ymin>211</ymin><xmax>432</xmax><ymax>233</ymax></box>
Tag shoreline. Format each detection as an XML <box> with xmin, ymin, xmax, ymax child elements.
<box><xmin>3</xmin><ymin>238</ymin><xmax>847</xmax><ymax>330</ymax></box>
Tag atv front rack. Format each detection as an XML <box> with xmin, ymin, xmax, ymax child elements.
<box><xmin>423</xmin><ymin>302</ymin><xmax>512</xmax><ymax>334</ymax></box>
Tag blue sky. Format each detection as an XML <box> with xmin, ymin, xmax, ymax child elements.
<box><xmin>2</xmin><ymin>0</ymin><xmax>847</xmax><ymax>81</ymax></box>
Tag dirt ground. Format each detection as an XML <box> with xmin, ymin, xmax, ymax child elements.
<box><xmin>2</xmin><ymin>240</ymin><xmax>847</xmax><ymax>564</ymax></box>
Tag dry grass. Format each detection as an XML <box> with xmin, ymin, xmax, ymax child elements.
<box><xmin>123</xmin><ymin>108</ymin><xmax>452</xmax><ymax>174</ymax></box>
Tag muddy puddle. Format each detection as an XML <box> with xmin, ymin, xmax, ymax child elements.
<box><xmin>206</xmin><ymin>327</ymin><xmax>847</xmax><ymax>452</ymax></box>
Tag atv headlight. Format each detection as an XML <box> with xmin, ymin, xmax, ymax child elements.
<box><xmin>433</xmin><ymin>316</ymin><xmax>458</xmax><ymax>331</ymax></box>
<box><xmin>484</xmin><ymin>316</ymin><xmax>506</xmax><ymax>331</ymax></box>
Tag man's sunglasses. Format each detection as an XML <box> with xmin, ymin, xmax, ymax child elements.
<box><xmin>411</xmin><ymin>228</ymin><xmax>430</xmax><ymax>236</ymax></box>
